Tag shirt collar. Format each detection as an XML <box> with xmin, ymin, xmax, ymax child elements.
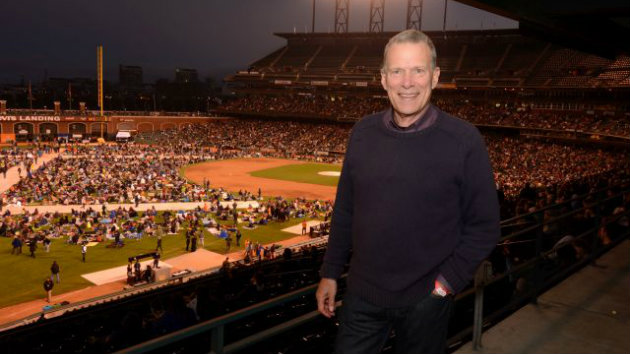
<box><xmin>384</xmin><ymin>104</ymin><xmax>438</xmax><ymax>133</ymax></box>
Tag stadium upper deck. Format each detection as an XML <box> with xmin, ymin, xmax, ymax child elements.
<box><xmin>226</xmin><ymin>29</ymin><xmax>630</xmax><ymax>90</ymax></box>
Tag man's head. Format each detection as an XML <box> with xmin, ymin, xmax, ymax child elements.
<box><xmin>381</xmin><ymin>30</ymin><xmax>440</xmax><ymax>124</ymax></box>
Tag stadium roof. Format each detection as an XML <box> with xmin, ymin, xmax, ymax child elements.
<box><xmin>455</xmin><ymin>0</ymin><xmax>630</xmax><ymax>58</ymax></box>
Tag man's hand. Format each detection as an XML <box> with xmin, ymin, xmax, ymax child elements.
<box><xmin>316</xmin><ymin>278</ymin><xmax>337</xmax><ymax>318</ymax></box>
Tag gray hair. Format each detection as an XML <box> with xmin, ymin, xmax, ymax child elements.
<box><xmin>381</xmin><ymin>29</ymin><xmax>437</xmax><ymax>72</ymax></box>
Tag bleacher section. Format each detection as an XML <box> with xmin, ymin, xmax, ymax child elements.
<box><xmin>228</xmin><ymin>30</ymin><xmax>630</xmax><ymax>90</ymax></box>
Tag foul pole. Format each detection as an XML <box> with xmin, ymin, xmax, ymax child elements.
<box><xmin>97</xmin><ymin>45</ymin><xmax>104</xmax><ymax>138</ymax></box>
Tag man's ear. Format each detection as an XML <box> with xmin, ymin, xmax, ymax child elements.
<box><xmin>432</xmin><ymin>66</ymin><xmax>441</xmax><ymax>89</ymax></box>
<box><xmin>381</xmin><ymin>70</ymin><xmax>388</xmax><ymax>91</ymax></box>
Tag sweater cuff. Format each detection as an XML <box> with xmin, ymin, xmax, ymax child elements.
<box><xmin>436</xmin><ymin>274</ymin><xmax>454</xmax><ymax>293</ymax></box>
<box><xmin>438</xmin><ymin>262</ymin><xmax>468</xmax><ymax>294</ymax></box>
<box><xmin>320</xmin><ymin>262</ymin><xmax>344</xmax><ymax>279</ymax></box>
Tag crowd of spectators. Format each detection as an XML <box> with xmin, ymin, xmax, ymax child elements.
<box><xmin>2</xmin><ymin>189</ymin><xmax>333</xmax><ymax>264</ymax></box>
<box><xmin>136</xmin><ymin>119</ymin><xmax>349</xmax><ymax>162</ymax></box>
<box><xmin>219</xmin><ymin>94</ymin><xmax>385</xmax><ymax>121</ymax></box>
<box><xmin>2</xmin><ymin>144</ymin><xmax>215</xmax><ymax>205</ymax></box>
<box><xmin>0</xmin><ymin>143</ymin><xmax>56</xmax><ymax>179</ymax></box>
<box><xmin>1</xmin><ymin>116</ymin><xmax>626</xmax><ymax>209</ymax></box>
<box><xmin>138</xmin><ymin>120</ymin><xmax>627</xmax><ymax>202</ymax></box>
<box><xmin>486</xmin><ymin>134</ymin><xmax>626</xmax><ymax>198</ymax></box>
<box><xmin>446</xmin><ymin>99</ymin><xmax>630</xmax><ymax>136</ymax></box>
<box><xmin>219</xmin><ymin>94</ymin><xmax>630</xmax><ymax>137</ymax></box>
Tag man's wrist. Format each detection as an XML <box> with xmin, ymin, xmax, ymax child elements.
<box><xmin>433</xmin><ymin>279</ymin><xmax>451</xmax><ymax>297</ymax></box>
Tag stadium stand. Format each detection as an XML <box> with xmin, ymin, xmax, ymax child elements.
<box><xmin>227</xmin><ymin>30</ymin><xmax>630</xmax><ymax>90</ymax></box>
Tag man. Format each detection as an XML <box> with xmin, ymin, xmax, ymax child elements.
<box><xmin>11</xmin><ymin>235</ymin><xmax>21</xmax><ymax>255</ymax></box>
<box><xmin>81</xmin><ymin>242</ymin><xmax>87</xmax><ymax>262</ymax></box>
<box><xmin>316</xmin><ymin>29</ymin><xmax>500</xmax><ymax>354</ymax></box>
<box><xmin>225</xmin><ymin>234</ymin><xmax>232</xmax><ymax>253</ymax></box>
<box><xmin>155</xmin><ymin>225</ymin><xmax>164</xmax><ymax>252</ymax></box>
<box><xmin>43</xmin><ymin>277</ymin><xmax>54</xmax><ymax>303</ymax></box>
<box><xmin>50</xmin><ymin>260</ymin><xmax>60</xmax><ymax>283</ymax></box>
<box><xmin>29</xmin><ymin>238</ymin><xmax>37</xmax><ymax>258</ymax></box>
<box><xmin>235</xmin><ymin>229</ymin><xmax>242</xmax><ymax>247</ymax></box>
<box><xmin>153</xmin><ymin>252</ymin><xmax>161</xmax><ymax>269</ymax></box>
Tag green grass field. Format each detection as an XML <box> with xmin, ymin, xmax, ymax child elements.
<box><xmin>0</xmin><ymin>213</ymin><xmax>318</xmax><ymax>309</ymax></box>
<box><xmin>250</xmin><ymin>162</ymin><xmax>341</xmax><ymax>186</ymax></box>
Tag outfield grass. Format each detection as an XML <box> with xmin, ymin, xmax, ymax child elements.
<box><xmin>250</xmin><ymin>162</ymin><xmax>341</xmax><ymax>186</ymax></box>
<box><xmin>0</xmin><ymin>214</ymin><xmax>318</xmax><ymax>309</ymax></box>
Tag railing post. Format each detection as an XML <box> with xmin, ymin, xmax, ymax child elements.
<box><xmin>210</xmin><ymin>324</ymin><xmax>224</xmax><ymax>354</ymax></box>
<box><xmin>532</xmin><ymin>215</ymin><xmax>544</xmax><ymax>305</ymax></box>
<box><xmin>592</xmin><ymin>204</ymin><xmax>603</xmax><ymax>260</ymax></box>
<box><xmin>472</xmin><ymin>260</ymin><xmax>492</xmax><ymax>350</ymax></box>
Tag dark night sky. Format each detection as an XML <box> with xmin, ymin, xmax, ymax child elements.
<box><xmin>0</xmin><ymin>0</ymin><xmax>516</xmax><ymax>84</ymax></box>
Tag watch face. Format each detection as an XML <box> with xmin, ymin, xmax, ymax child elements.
<box><xmin>435</xmin><ymin>287</ymin><xmax>447</xmax><ymax>297</ymax></box>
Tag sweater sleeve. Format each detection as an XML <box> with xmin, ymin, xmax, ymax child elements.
<box><xmin>320</xmin><ymin>143</ymin><xmax>354</xmax><ymax>279</ymax></box>
<box><xmin>438</xmin><ymin>129</ymin><xmax>500</xmax><ymax>293</ymax></box>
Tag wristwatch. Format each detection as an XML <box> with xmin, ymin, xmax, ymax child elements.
<box><xmin>434</xmin><ymin>286</ymin><xmax>448</xmax><ymax>297</ymax></box>
<box><xmin>433</xmin><ymin>279</ymin><xmax>450</xmax><ymax>297</ymax></box>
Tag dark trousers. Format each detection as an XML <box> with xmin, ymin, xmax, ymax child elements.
<box><xmin>335</xmin><ymin>292</ymin><xmax>453</xmax><ymax>354</ymax></box>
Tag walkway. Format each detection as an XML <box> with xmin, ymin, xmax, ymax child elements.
<box><xmin>0</xmin><ymin>151</ymin><xmax>58</xmax><ymax>194</ymax></box>
<box><xmin>455</xmin><ymin>239</ymin><xmax>630</xmax><ymax>354</ymax></box>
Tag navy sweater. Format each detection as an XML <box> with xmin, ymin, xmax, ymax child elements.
<box><xmin>321</xmin><ymin>108</ymin><xmax>500</xmax><ymax>307</ymax></box>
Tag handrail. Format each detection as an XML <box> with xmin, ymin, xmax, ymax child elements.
<box><xmin>114</xmin><ymin>283</ymin><xmax>320</xmax><ymax>354</ymax></box>
<box><xmin>500</xmin><ymin>180</ymin><xmax>620</xmax><ymax>226</ymax></box>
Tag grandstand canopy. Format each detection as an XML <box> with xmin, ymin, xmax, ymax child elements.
<box><xmin>456</xmin><ymin>0</ymin><xmax>630</xmax><ymax>58</ymax></box>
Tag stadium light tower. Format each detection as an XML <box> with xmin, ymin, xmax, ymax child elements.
<box><xmin>369</xmin><ymin>0</ymin><xmax>385</xmax><ymax>32</ymax></box>
<box><xmin>97</xmin><ymin>45</ymin><xmax>104</xmax><ymax>117</ymax></box>
<box><xmin>335</xmin><ymin>0</ymin><xmax>349</xmax><ymax>33</ymax></box>
<box><xmin>97</xmin><ymin>45</ymin><xmax>105</xmax><ymax>139</ymax></box>
<box><xmin>406</xmin><ymin>0</ymin><xmax>423</xmax><ymax>30</ymax></box>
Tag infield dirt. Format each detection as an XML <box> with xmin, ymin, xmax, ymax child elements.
<box><xmin>185</xmin><ymin>158</ymin><xmax>338</xmax><ymax>201</ymax></box>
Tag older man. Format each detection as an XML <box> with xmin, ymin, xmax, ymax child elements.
<box><xmin>316</xmin><ymin>29</ymin><xmax>500</xmax><ymax>354</ymax></box>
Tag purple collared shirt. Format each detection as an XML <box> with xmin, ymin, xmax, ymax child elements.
<box><xmin>383</xmin><ymin>104</ymin><xmax>438</xmax><ymax>133</ymax></box>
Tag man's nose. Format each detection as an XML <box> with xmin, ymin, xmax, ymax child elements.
<box><xmin>402</xmin><ymin>71</ymin><xmax>414</xmax><ymax>87</ymax></box>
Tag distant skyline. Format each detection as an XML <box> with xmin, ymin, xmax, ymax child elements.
<box><xmin>0</xmin><ymin>0</ymin><xmax>517</xmax><ymax>84</ymax></box>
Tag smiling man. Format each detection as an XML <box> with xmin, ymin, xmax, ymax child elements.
<box><xmin>316</xmin><ymin>30</ymin><xmax>500</xmax><ymax>354</ymax></box>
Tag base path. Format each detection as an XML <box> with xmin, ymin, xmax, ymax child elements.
<box><xmin>185</xmin><ymin>158</ymin><xmax>338</xmax><ymax>201</ymax></box>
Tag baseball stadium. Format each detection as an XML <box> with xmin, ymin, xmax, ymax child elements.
<box><xmin>0</xmin><ymin>1</ymin><xmax>629</xmax><ymax>353</ymax></box>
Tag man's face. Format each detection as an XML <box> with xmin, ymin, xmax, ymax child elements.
<box><xmin>381</xmin><ymin>42</ymin><xmax>440</xmax><ymax>121</ymax></box>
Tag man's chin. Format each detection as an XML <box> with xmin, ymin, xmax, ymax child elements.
<box><xmin>395</xmin><ymin>109</ymin><xmax>422</xmax><ymax>118</ymax></box>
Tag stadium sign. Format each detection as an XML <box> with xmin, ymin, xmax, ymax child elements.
<box><xmin>0</xmin><ymin>115</ymin><xmax>61</xmax><ymax>121</ymax></box>
<box><xmin>274</xmin><ymin>80</ymin><xmax>292</xmax><ymax>85</ymax></box>
<box><xmin>311</xmin><ymin>80</ymin><xmax>328</xmax><ymax>86</ymax></box>
<box><xmin>355</xmin><ymin>82</ymin><xmax>368</xmax><ymax>87</ymax></box>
